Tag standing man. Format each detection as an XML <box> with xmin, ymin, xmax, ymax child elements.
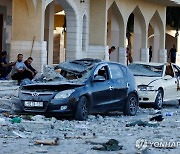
<box><xmin>109</xmin><ymin>46</ymin><xmax>116</xmax><ymax>60</ymax></box>
<box><xmin>0</xmin><ymin>51</ymin><xmax>15</xmax><ymax>80</ymax></box>
<box><xmin>169</xmin><ymin>45</ymin><xmax>177</xmax><ymax>63</ymax></box>
<box><xmin>24</xmin><ymin>57</ymin><xmax>38</xmax><ymax>80</ymax></box>
<box><xmin>149</xmin><ymin>46</ymin><xmax>152</xmax><ymax>62</ymax></box>
<box><xmin>11</xmin><ymin>54</ymin><xmax>34</xmax><ymax>84</ymax></box>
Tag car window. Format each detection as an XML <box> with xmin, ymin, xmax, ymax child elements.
<box><xmin>165</xmin><ymin>64</ymin><xmax>174</xmax><ymax>77</ymax></box>
<box><xmin>94</xmin><ymin>66</ymin><xmax>109</xmax><ymax>80</ymax></box>
<box><xmin>173</xmin><ymin>65</ymin><xmax>180</xmax><ymax>78</ymax></box>
<box><xmin>109</xmin><ymin>64</ymin><xmax>124</xmax><ymax>79</ymax></box>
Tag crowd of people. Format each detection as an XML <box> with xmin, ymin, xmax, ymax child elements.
<box><xmin>0</xmin><ymin>51</ymin><xmax>37</xmax><ymax>84</ymax></box>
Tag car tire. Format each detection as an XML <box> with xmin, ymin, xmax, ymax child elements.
<box><xmin>75</xmin><ymin>96</ymin><xmax>88</xmax><ymax>121</ymax></box>
<box><xmin>154</xmin><ymin>90</ymin><xmax>163</xmax><ymax>109</ymax></box>
<box><xmin>123</xmin><ymin>93</ymin><xmax>138</xmax><ymax>116</ymax></box>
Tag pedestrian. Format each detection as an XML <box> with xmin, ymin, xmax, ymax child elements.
<box><xmin>149</xmin><ymin>46</ymin><xmax>152</xmax><ymax>62</ymax></box>
<box><xmin>109</xmin><ymin>46</ymin><xmax>116</xmax><ymax>60</ymax></box>
<box><xmin>24</xmin><ymin>57</ymin><xmax>38</xmax><ymax>80</ymax></box>
<box><xmin>11</xmin><ymin>54</ymin><xmax>35</xmax><ymax>84</ymax></box>
<box><xmin>0</xmin><ymin>51</ymin><xmax>15</xmax><ymax>80</ymax></box>
<box><xmin>169</xmin><ymin>44</ymin><xmax>177</xmax><ymax>63</ymax></box>
<box><xmin>126</xmin><ymin>47</ymin><xmax>133</xmax><ymax>65</ymax></box>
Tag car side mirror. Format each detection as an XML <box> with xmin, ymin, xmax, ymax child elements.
<box><xmin>163</xmin><ymin>75</ymin><xmax>172</xmax><ymax>80</ymax></box>
<box><xmin>93</xmin><ymin>75</ymin><xmax>106</xmax><ymax>82</ymax></box>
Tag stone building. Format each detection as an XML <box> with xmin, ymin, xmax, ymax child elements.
<box><xmin>0</xmin><ymin>0</ymin><xmax>179</xmax><ymax>72</ymax></box>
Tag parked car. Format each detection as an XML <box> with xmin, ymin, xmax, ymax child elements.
<box><xmin>14</xmin><ymin>58</ymin><xmax>138</xmax><ymax>120</ymax></box>
<box><xmin>128</xmin><ymin>62</ymin><xmax>180</xmax><ymax>109</ymax></box>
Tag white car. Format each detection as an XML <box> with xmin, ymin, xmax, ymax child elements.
<box><xmin>128</xmin><ymin>62</ymin><xmax>180</xmax><ymax>109</ymax></box>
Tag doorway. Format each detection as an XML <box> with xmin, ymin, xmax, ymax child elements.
<box><xmin>0</xmin><ymin>14</ymin><xmax>3</xmax><ymax>52</ymax></box>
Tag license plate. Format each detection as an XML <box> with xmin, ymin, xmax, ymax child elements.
<box><xmin>24</xmin><ymin>101</ymin><xmax>43</xmax><ymax>107</ymax></box>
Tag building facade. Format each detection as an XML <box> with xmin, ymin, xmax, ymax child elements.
<box><xmin>0</xmin><ymin>0</ymin><xmax>179</xmax><ymax>72</ymax></box>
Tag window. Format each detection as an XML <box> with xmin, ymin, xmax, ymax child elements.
<box><xmin>173</xmin><ymin>65</ymin><xmax>180</xmax><ymax>78</ymax></box>
<box><xmin>109</xmin><ymin>64</ymin><xmax>124</xmax><ymax>79</ymax></box>
<box><xmin>94</xmin><ymin>66</ymin><xmax>109</xmax><ymax>80</ymax></box>
<box><xmin>165</xmin><ymin>65</ymin><xmax>174</xmax><ymax>77</ymax></box>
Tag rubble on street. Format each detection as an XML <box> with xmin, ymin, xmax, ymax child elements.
<box><xmin>0</xmin><ymin>95</ymin><xmax>180</xmax><ymax>153</ymax></box>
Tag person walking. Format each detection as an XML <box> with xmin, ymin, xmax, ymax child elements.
<box><xmin>149</xmin><ymin>46</ymin><xmax>152</xmax><ymax>62</ymax></box>
<box><xmin>169</xmin><ymin>45</ymin><xmax>177</xmax><ymax>63</ymax></box>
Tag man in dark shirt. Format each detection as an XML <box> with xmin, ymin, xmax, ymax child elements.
<box><xmin>149</xmin><ymin>46</ymin><xmax>152</xmax><ymax>62</ymax></box>
<box><xmin>0</xmin><ymin>51</ymin><xmax>15</xmax><ymax>80</ymax></box>
<box><xmin>24</xmin><ymin>57</ymin><xmax>38</xmax><ymax>80</ymax></box>
<box><xmin>108</xmin><ymin>46</ymin><xmax>116</xmax><ymax>60</ymax></box>
<box><xmin>170</xmin><ymin>45</ymin><xmax>177</xmax><ymax>63</ymax></box>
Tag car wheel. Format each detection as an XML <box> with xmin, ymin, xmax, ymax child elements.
<box><xmin>75</xmin><ymin>96</ymin><xmax>88</xmax><ymax>121</ymax></box>
<box><xmin>154</xmin><ymin>90</ymin><xmax>163</xmax><ymax>109</ymax></box>
<box><xmin>123</xmin><ymin>93</ymin><xmax>138</xmax><ymax>116</ymax></box>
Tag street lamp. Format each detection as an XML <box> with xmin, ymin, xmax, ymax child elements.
<box><xmin>80</xmin><ymin>0</ymin><xmax>85</xmax><ymax>3</ymax></box>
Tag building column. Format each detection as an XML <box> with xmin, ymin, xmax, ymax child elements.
<box><xmin>89</xmin><ymin>0</ymin><xmax>108</xmax><ymax>60</ymax></box>
<box><xmin>159</xmin><ymin>49</ymin><xmax>167</xmax><ymax>63</ymax></box>
<box><xmin>141</xmin><ymin>48</ymin><xmax>149</xmax><ymax>63</ymax></box>
<box><xmin>44</xmin><ymin>1</ymin><xmax>54</xmax><ymax>65</ymax></box>
<box><xmin>118</xmin><ymin>47</ymin><xmax>126</xmax><ymax>65</ymax></box>
<box><xmin>11</xmin><ymin>0</ymin><xmax>46</xmax><ymax>72</ymax></box>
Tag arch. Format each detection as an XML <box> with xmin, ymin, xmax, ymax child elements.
<box><xmin>54</xmin><ymin>0</ymin><xmax>78</xmax><ymax>60</ymax></box>
<box><xmin>107</xmin><ymin>1</ymin><xmax>125</xmax><ymax>62</ymax></box>
<box><xmin>127</xmin><ymin>5</ymin><xmax>147</xmax><ymax>62</ymax></box>
<box><xmin>149</xmin><ymin>10</ymin><xmax>165</xmax><ymax>62</ymax></box>
<box><xmin>82</xmin><ymin>13</ymin><xmax>88</xmax><ymax>51</ymax></box>
<box><xmin>132</xmin><ymin>6</ymin><xmax>146</xmax><ymax>48</ymax></box>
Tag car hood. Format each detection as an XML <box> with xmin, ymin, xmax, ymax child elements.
<box><xmin>22</xmin><ymin>80</ymin><xmax>85</xmax><ymax>91</ymax></box>
<box><xmin>134</xmin><ymin>76</ymin><xmax>161</xmax><ymax>86</ymax></box>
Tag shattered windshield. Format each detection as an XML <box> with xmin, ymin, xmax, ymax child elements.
<box><xmin>32</xmin><ymin>59</ymin><xmax>99</xmax><ymax>83</ymax></box>
<box><xmin>128</xmin><ymin>63</ymin><xmax>164</xmax><ymax>77</ymax></box>
<box><xmin>60</xmin><ymin>67</ymin><xmax>93</xmax><ymax>81</ymax></box>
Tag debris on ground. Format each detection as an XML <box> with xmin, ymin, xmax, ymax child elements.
<box><xmin>12</xmin><ymin>130</ymin><xmax>27</xmax><ymax>139</ymax></box>
<box><xmin>10</xmin><ymin>117</ymin><xmax>21</xmax><ymax>124</ymax></box>
<box><xmin>88</xmin><ymin>139</ymin><xmax>123</xmax><ymax>151</ymax></box>
<box><xmin>64</xmin><ymin>134</ymin><xmax>96</xmax><ymax>140</ymax></box>
<box><xmin>126</xmin><ymin>120</ymin><xmax>159</xmax><ymax>127</ymax></box>
<box><xmin>34</xmin><ymin>138</ymin><xmax>59</xmax><ymax>146</ymax></box>
<box><xmin>149</xmin><ymin>114</ymin><xmax>164</xmax><ymax>122</ymax></box>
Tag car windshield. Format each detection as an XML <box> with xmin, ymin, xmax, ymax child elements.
<box><xmin>60</xmin><ymin>67</ymin><xmax>93</xmax><ymax>82</ymax></box>
<box><xmin>128</xmin><ymin>63</ymin><xmax>164</xmax><ymax>77</ymax></box>
<box><xmin>32</xmin><ymin>59</ymin><xmax>99</xmax><ymax>83</ymax></box>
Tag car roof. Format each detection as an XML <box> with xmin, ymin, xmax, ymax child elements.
<box><xmin>54</xmin><ymin>58</ymin><xmax>102</xmax><ymax>74</ymax></box>
<box><xmin>131</xmin><ymin>61</ymin><xmax>165</xmax><ymax>66</ymax></box>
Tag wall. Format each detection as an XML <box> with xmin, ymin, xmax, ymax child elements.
<box><xmin>0</xmin><ymin>0</ymin><xmax>12</xmax><ymax>56</ymax></box>
<box><xmin>106</xmin><ymin>0</ymin><xmax>167</xmax><ymax>62</ymax></box>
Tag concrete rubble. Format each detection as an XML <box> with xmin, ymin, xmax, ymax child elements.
<box><xmin>0</xmin><ymin>82</ymin><xmax>180</xmax><ymax>153</ymax></box>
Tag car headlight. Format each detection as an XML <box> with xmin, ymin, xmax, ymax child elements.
<box><xmin>138</xmin><ymin>85</ymin><xmax>155</xmax><ymax>91</ymax></box>
<box><xmin>54</xmin><ymin>89</ymin><xmax>75</xmax><ymax>99</ymax></box>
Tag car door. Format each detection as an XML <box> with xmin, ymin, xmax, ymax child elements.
<box><xmin>172</xmin><ymin>64</ymin><xmax>180</xmax><ymax>99</ymax></box>
<box><xmin>108</xmin><ymin>63</ymin><xmax>128</xmax><ymax>109</ymax></box>
<box><xmin>91</xmin><ymin>64</ymin><xmax>114</xmax><ymax>111</ymax></box>
<box><xmin>163</xmin><ymin>64</ymin><xmax>178</xmax><ymax>100</ymax></box>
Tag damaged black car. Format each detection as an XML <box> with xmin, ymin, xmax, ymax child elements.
<box><xmin>14</xmin><ymin>58</ymin><xmax>138</xmax><ymax>120</ymax></box>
